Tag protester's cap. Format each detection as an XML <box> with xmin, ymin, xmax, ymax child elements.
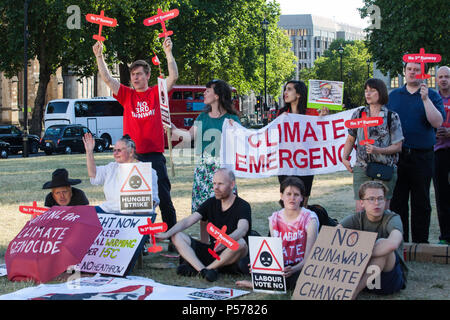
<box><xmin>42</xmin><ymin>168</ymin><xmax>81</xmax><ymax>189</ymax></box>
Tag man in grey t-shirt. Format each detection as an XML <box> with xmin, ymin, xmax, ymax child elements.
<box><xmin>340</xmin><ymin>181</ymin><xmax>407</xmax><ymax>299</ymax></box>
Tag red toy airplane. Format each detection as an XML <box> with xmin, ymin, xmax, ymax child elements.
<box><xmin>138</xmin><ymin>218</ymin><xmax>168</xmax><ymax>253</ymax></box>
<box><xmin>345</xmin><ymin>111</ymin><xmax>383</xmax><ymax>145</ymax></box>
<box><xmin>86</xmin><ymin>10</ymin><xmax>118</xmax><ymax>42</ymax></box>
<box><xmin>143</xmin><ymin>8</ymin><xmax>179</xmax><ymax>38</ymax></box>
<box><xmin>19</xmin><ymin>201</ymin><xmax>48</xmax><ymax>219</ymax></box>
<box><xmin>206</xmin><ymin>223</ymin><xmax>239</xmax><ymax>261</ymax></box>
<box><xmin>403</xmin><ymin>48</ymin><xmax>442</xmax><ymax>79</ymax></box>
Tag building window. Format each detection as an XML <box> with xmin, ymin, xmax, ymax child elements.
<box><xmin>390</xmin><ymin>76</ymin><xmax>399</xmax><ymax>89</ymax></box>
<box><xmin>426</xmin><ymin>66</ymin><xmax>436</xmax><ymax>88</ymax></box>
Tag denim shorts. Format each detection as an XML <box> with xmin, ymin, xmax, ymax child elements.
<box><xmin>366</xmin><ymin>252</ymin><xmax>405</xmax><ymax>295</ymax></box>
<box><xmin>353</xmin><ymin>165</ymin><xmax>397</xmax><ymax>200</ymax></box>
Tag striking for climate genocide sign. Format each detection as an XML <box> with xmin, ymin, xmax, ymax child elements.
<box><xmin>220</xmin><ymin>109</ymin><xmax>355</xmax><ymax>178</ymax></box>
<box><xmin>292</xmin><ymin>226</ymin><xmax>377</xmax><ymax>300</ymax></box>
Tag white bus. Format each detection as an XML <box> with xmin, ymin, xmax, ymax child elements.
<box><xmin>44</xmin><ymin>97</ymin><xmax>123</xmax><ymax>149</ymax></box>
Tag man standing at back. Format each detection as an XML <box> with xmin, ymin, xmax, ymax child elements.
<box><xmin>92</xmin><ymin>38</ymin><xmax>179</xmax><ymax>232</ymax></box>
<box><xmin>434</xmin><ymin>66</ymin><xmax>450</xmax><ymax>245</ymax></box>
<box><xmin>387</xmin><ymin>62</ymin><xmax>445</xmax><ymax>243</ymax></box>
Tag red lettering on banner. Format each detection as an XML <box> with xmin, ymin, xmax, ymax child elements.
<box><xmin>293</xmin><ymin>149</ymin><xmax>308</xmax><ymax>168</ymax></box>
<box><xmin>249</xmin><ymin>155</ymin><xmax>266</xmax><ymax>173</ymax></box>
<box><xmin>266</xmin><ymin>152</ymin><xmax>277</xmax><ymax>171</ymax></box>
<box><xmin>235</xmin><ymin>153</ymin><xmax>247</xmax><ymax>172</ymax></box>
<box><xmin>304</xmin><ymin>123</ymin><xmax>318</xmax><ymax>142</ymax></box>
<box><xmin>332</xmin><ymin>119</ymin><xmax>345</xmax><ymax>139</ymax></box>
<box><xmin>265</xmin><ymin>129</ymin><xmax>278</xmax><ymax>147</ymax></box>
<box><xmin>309</xmin><ymin>148</ymin><xmax>322</xmax><ymax>169</ymax></box>
<box><xmin>248</xmin><ymin>134</ymin><xmax>262</xmax><ymax>148</ymax></box>
<box><xmin>284</xmin><ymin>122</ymin><xmax>300</xmax><ymax>143</ymax></box>
<box><xmin>324</xmin><ymin>146</ymin><xmax>338</xmax><ymax>166</ymax></box>
<box><xmin>316</xmin><ymin>121</ymin><xmax>330</xmax><ymax>140</ymax></box>
<box><xmin>279</xmin><ymin>149</ymin><xmax>293</xmax><ymax>168</ymax></box>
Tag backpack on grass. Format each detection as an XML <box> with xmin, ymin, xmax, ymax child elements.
<box><xmin>307</xmin><ymin>204</ymin><xmax>338</xmax><ymax>231</ymax></box>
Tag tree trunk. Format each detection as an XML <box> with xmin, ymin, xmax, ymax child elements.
<box><xmin>30</xmin><ymin>64</ymin><xmax>51</xmax><ymax>136</ymax></box>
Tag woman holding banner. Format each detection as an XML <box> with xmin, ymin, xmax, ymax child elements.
<box><xmin>171</xmin><ymin>79</ymin><xmax>240</xmax><ymax>242</ymax></box>
<box><xmin>237</xmin><ymin>177</ymin><xmax>319</xmax><ymax>290</ymax></box>
<box><xmin>82</xmin><ymin>133</ymin><xmax>159</xmax><ymax>213</ymax></box>
<box><xmin>342</xmin><ymin>78</ymin><xmax>403</xmax><ymax>212</ymax></box>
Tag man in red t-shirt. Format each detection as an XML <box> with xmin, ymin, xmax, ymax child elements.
<box><xmin>93</xmin><ymin>38</ymin><xmax>179</xmax><ymax>231</ymax></box>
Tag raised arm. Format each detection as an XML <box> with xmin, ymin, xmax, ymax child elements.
<box><xmin>420</xmin><ymin>84</ymin><xmax>444</xmax><ymax>128</ymax></box>
<box><xmin>93</xmin><ymin>41</ymin><xmax>120</xmax><ymax>96</ymax></box>
<box><xmin>162</xmin><ymin>37</ymin><xmax>178</xmax><ymax>92</ymax></box>
<box><xmin>82</xmin><ymin>133</ymin><xmax>97</xmax><ymax>178</ymax></box>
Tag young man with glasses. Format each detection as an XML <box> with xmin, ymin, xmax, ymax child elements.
<box><xmin>339</xmin><ymin>181</ymin><xmax>407</xmax><ymax>298</ymax></box>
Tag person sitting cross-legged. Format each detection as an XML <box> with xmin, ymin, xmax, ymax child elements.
<box><xmin>155</xmin><ymin>168</ymin><xmax>251</xmax><ymax>282</ymax></box>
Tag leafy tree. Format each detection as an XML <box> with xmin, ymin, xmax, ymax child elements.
<box><xmin>359</xmin><ymin>0</ymin><xmax>449</xmax><ymax>76</ymax></box>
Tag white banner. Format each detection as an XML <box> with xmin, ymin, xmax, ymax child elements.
<box><xmin>78</xmin><ymin>214</ymin><xmax>149</xmax><ymax>277</ymax></box>
<box><xmin>220</xmin><ymin>110</ymin><xmax>356</xmax><ymax>178</ymax></box>
<box><xmin>0</xmin><ymin>275</ymin><xmax>249</xmax><ymax>300</ymax></box>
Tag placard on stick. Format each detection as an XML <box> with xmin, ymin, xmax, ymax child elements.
<box><xmin>292</xmin><ymin>226</ymin><xmax>377</xmax><ymax>300</ymax></box>
<box><xmin>307</xmin><ymin>80</ymin><xmax>344</xmax><ymax>111</ymax></box>
<box><xmin>118</xmin><ymin>162</ymin><xmax>153</xmax><ymax>213</ymax></box>
<box><xmin>249</xmin><ymin>236</ymin><xmax>286</xmax><ymax>294</ymax></box>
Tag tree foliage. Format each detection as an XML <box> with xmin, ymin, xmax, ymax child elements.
<box><xmin>359</xmin><ymin>0</ymin><xmax>449</xmax><ymax>76</ymax></box>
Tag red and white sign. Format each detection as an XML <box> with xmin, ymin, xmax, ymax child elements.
<box><xmin>137</xmin><ymin>218</ymin><xmax>168</xmax><ymax>253</ymax></box>
<box><xmin>19</xmin><ymin>201</ymin><xmax>48</xmax><ymax>219</ymax></box>
<box><xmin>344</xmin><ymin>111</ymin><xmax>383</xmax><ymax>145</ymax></box>
<box><xmin>158</xmin><ymin>77</ymin><xmax>171</xmax><ymax>128</ymax></box>
<box><xmin>143</xmin><ymin>8</ymin><xmax>179</xmax><ymax>38</ymax></box>
<box><xmin>403</xmin><ymin>48</ymin><xmax>442</xmax><ymax>79</ymax></box>
<box><xmin>85</xmin><ymin>10</ymin><xmax>117</xmax><ymax>42</ymax></box>
<box><xmin>206</xmin><ymin>223</ymin><xmax>239</xmax><ymax>261</ymax></box>
<box><xmin>118</xmin><ymin>163</ymin><xmax>153</xmax><ymax>213</ymax></box>
<box><xmin>249</xmin><ymin>236</ymin><xmax>286</xmax><ymax>294</ymax></box>
<box><xmin>220</xmin><ymin>109</ymin><xmax>356</xmax><ymax>178</ymax></box>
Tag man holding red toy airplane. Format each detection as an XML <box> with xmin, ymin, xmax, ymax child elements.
<box><xmin>156</xmin><ymin>168</ymin><xmax>252</xmax><ymax>282</ymax></box>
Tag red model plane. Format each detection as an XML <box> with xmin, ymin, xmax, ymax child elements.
<box><xmin>206</xmin><ymin>223</ymin><xmax>239</xmax><ymax>261</ymax></box>
<box><xmin>143</xmin><ymin>8</ymin><xmax>179</xmax><ymax>38</ymax></box>
<box><xmin>345</xmin><ymin>111</ymin><xmax>384</xmax><ymax>145</ymax></box>
<box><xmin>138</xmin><ymin>218</ymin><xmax>168</xmax><ymax>253</ymax></box>
<box><xmin>403</xmin><ymin>48</ymin><xmax>442</xmax><ymax>80</ymax></box>
<box><xmin>86</xmin><ymin>10</ymin><xmax>118</xmax><ymax>42</ymax></box>
<box><xmin>19</xmin><ymin>201</ymin><xmax>48</xmax><ymax>219</ymax></box>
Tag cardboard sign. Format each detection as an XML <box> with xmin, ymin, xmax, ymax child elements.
<box><xmin>292</xmin><ymin>226</ymin><xmax>377</xmax><ymax>300</ymax></box>
<box><xmin>249</xmin><ymin>236</ymin><xmax>286</xmax><ymax>294</ymax></box>
<box><xmin>402</xmin><ymin>48</ymin><xmax>442</xmax><ymax>79</ymax></box>
<box><xmin>19</xmin><ymin>201</ymin><xmax>48</xmax><ymax>219</ymax></box>
<box><xmin>118</xmin><ymin>162</ymin><xmax>153</xmax><ymax>213</ymax></box>
<box><xmin>79</xmin><ymin>213</ymin><xmax>150</xmax><ymax>277</ymax></box>
<box><xmin>158</xmin><ymin>77</ymin><xmax>171</xmax><ymax>128</ymax></box>
<box><xmin>344</xmin><ymin>111</ymin><xmax>383</xmax><ymax>145</ymax></box>
<box><xmin>307</xmin><ymin>80</ymin><xmax>344</xmax><ymax>111</ymax></box>
<box><xmin>143</xmin><ymin>8</ymin><xmax>179</xmax><ymax>38</ymax></box>
<box><xmin>85</xmin><ymin>10</ymin><xmax>117</xmax><ymax>42</ymax></box>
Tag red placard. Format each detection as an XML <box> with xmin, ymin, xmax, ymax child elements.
<box><xmin>137</xmin><ymin>218</ymin><xmax>168</xmax><ymax>253</ymax></box>
<box><xmin>143</xmin><ymin>8</ymin><xmax>179</xmax><ymax>38</ymax></box>
<box><xmin>403</xmin><ymin>48</ymin><xmax>442</xmax><ymax>79</ymax></box>
<box><xmin>19</xmin><ymin>201</ymin><xmax>48</xmax><ymax>219</ymax></box>
<box><xmin>344</xmin><ymin>111</ymin><xmax>383</xmax><ymax>145</ymax></box>
<box><xmin>206</xmin><ymin>223</ymin><xmax>239</xmax><ymax>261</ymax></box>
<box><xmin>85</xmin><ymin>10</ymin><xmax>117</xmax><ymax>42</ymax></box>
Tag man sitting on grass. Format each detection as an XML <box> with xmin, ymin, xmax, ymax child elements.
<box><xmin>156</xmin><ymin>168</ymin><xmax>251</xmax><ymax>282</ymax></box>
<box><xmin>43</xmin><ymin>168</ymin><xmax>89</xmax><ymax>207</ymax></box>
<box><xmin>340</xmin><ymin>181</ymin><xmax>407</xmax><ymax>299</ymax></box>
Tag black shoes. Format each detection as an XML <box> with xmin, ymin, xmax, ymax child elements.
<box><xmin>200</xmin><ymin>268</ymin><xmax>218</xmax><ymax>282</ymax></box>
<box><xmin>176</xmin><ymin>263</ymin><xmax>197</xmax><ymax>277</ymax></box>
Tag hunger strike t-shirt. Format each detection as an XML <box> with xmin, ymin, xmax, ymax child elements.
<box><xmin>114</xmin><ymin>84</ymin><xmax>164</xmax><ymax>154</ymax></box>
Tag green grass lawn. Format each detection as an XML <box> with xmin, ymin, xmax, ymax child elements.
<box><xmin>0</xmin><ymin>151</ymin><xmax>448</xmax><ymax>300</ymax></box>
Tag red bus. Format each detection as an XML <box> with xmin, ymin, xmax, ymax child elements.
<box><xmin>165</xmin><ymin>85</ymin><xmax>240</xmax><ymax>147</ymax></box>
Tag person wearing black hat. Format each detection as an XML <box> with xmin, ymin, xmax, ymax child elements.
<box><xmin>43</xmin><ymin>168</ymin><xmax>89</xmax><ymax>207</ymax></box>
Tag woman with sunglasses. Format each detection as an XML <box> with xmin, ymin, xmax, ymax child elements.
<box><xmin>83</xmin><ymin>133</ymin><xmax>159</xmax><ymax>213</ymax></box>
<box><xmin>171</xmin><ymin>79</ymin><xmax>240</xmax><ymax>242</ymax></box>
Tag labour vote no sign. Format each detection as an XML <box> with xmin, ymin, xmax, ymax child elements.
<box><xmin>249</xmin><ymin>236</ymin><xmax>286</xmax><ymax>294</ymax></box>
<box><xmin>118</xmin><ymin>163</ymin><xmax>153</xmax><ymax>213</ymax></box>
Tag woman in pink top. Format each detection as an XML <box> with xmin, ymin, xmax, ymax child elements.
<box><xmin>237</xmin><ymin>177</ymin><xmax>319</xmax><ymax>290</ymax></box>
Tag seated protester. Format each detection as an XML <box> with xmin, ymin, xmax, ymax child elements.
<box><xmin>83</xmin><ymin>133</ymin><xmax>159</xmax><ymax>213</ymax></box>
<box><xmin>155</xmin><ymin>168</ymin><xmax>251</xmax><ymax>282</ymax></box>
<box><xmin>43</xmin><ymin>168</ymin><xmax>89</xmax><ymax>207</ymax></box>
<box><xmin>340</xmin><ymin>181</ymin><xmax>407</xmax><ymax>299</ymax></box>
<box><xmin>236</xmin><ymin>177</ymin><xmax>319</xmax><ymax>291</ymax></box>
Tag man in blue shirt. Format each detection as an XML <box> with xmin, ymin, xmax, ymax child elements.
<box><xmin>387</xmin><ymin>62</ymin><xmax>445</xmax><ymax>243</ymax></box>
